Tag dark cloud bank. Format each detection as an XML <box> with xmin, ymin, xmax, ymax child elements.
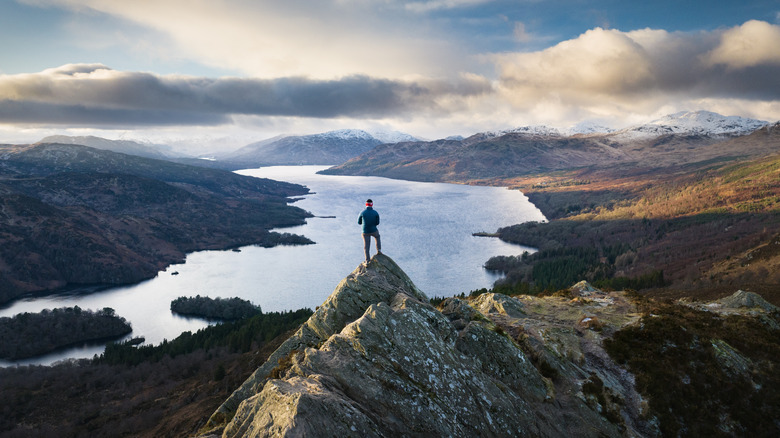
<box><xmin>0</xmin><ymin>65</ymin><xmax>492</xmax><ymax>127</ymax></box>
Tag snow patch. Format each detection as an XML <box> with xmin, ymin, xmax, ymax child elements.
<box><xmin>565</xmin><ymin>121</ymin><xmax>616</xmax><ymax>135</ymax></box>
<box><xmin>613</xmin><ymin>110</ymin><xmax>768</xmax><ymax>140</ymax></box>
<box><xmin>369</xmin><ymin>130</ymin><xmax>418</xmax><ymax>144</ymax></box>
<box><xmin>485</xmin><ymin>125</ymin><xmax>564</xmax><ymax>138</ymax></box>
<box><xmin>314</xmin><ymin>129</ymin><xmax>375</xmax><ymax>141</ymax></box>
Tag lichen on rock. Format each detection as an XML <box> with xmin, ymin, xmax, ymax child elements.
<box><xmin>204</xmin><ymin>253</ymin><xmax>427</xmax><ymax>432</ymax></box>
<box><xmin>203</xmin><ymin>255</ymin><xmax>655</xmax><ymax>437</ymax></box>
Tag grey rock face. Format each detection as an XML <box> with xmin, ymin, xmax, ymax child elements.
<box><xmin>715</xmin><ymin>290</ymin><xmax>779</xmax><ymax>313</ymax></box>
<box><xmin>205</xmin><ymin>258</ymin><xmax>652</xmax><ymax>437</ymax></box>
<box><xmin>205</xmin><ymin>253</ymin><xmax>427</xmax><ymax>428</ymax></box>
<box><xmin>680</xmin><ymin>289</ymin><xmax>780</xmax><ymax>329</ymax></box>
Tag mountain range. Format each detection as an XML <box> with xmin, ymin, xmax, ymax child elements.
<box><xmin>323</xmin><ymin>111</ymin><xmax>777</xmax><ymax>181</ymax></box>
<box><xmin>476</xmin><ymin>110</ymin><xmax>765</xmax><ymax>139</ymax></box>
<box><xmin>32</xmin><ymin>111</ymin><xmax>770</xmax><ymax>174</ymax></box>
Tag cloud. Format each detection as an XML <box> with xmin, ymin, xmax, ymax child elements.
<box><xmin>0</xmin><ymin>99</ymin><xmax>229</xmax><ymax>127</ymax></box>
<box><xmin>404</xmin><ymin>0</ymin><xmax>494</xmax><ymax>13</ymax></box>
<box><xmin>494</xmin><ymin>21</ymin><xmax>780</xmax><ymax>118</ymax></box>
<box><xmin>5</xmin><ymin>4</ymin><xmax>780</xmax><ymax>138</ymax></box>
<box><xmin>22</xmin><ymin>0</ymin><xmax>472</xmax><ymax>79</ymax></box>
<box><xmin>704</xmin><ymin>20</ymin><xmax>780</xmax><ymax>69</ymax></box>
<box><xmin>513</xmin><ymin>22</ymin><xmax>533</xmax><ymax>43</ymax></box>
<box><xmin>0</xmin><ymin>64</ymin><xmax>493</xmax><ymax>126</ymax></box>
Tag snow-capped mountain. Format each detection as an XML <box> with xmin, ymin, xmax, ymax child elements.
<box><xmin>615</xmin><ymin>111</ymin><xmax>768</xmax><ymax>139</ymax></box>
<box><xmin>220</xmin><ymin>129</ymin><xmax>415</xmax><ymax>167</ymax></box>
<box><xmin>472</xmin><ymin>111</ymin><xmax>766</xmax><ymax>142</ymax></box>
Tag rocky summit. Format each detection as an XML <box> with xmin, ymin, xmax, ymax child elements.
<box><xmin>201</xmin><ymin>254</ymin><xmax>671</xmax><ymax>437</ymax></box>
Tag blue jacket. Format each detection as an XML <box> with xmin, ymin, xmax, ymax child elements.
<box><xmin>358</xmin><ymin>207</ymin><xmax>380</xmax><ymax>233</ymax></box>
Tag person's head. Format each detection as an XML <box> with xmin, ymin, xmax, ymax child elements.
<box><xmin>365</xmin><ymin>199</ymin><xmax>373</xmax><ymax>207</ymax></box>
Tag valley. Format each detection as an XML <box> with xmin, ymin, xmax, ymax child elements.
<box><xmin>5</xmin><ymin>2</ymin><xmax>780</xmax><ymax>435</ymax></box>
<box><xmin>1</xmin><ymin>110</ymin><xmax>778</xmax><ymax>437</ymax></box>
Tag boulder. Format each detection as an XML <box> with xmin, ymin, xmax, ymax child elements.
<box><xmin>716</xmin><ymin>290</ymin><xmax>779</xmax><ymax>313</ymax></box>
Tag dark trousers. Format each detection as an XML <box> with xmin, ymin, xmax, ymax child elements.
<box><xmin>362</xmin><ymin>232</ymin><xmax>381</xmax><ymax>261</ymax></box>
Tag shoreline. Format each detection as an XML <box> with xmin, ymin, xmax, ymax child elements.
<box><xmin>0</xmin><ymin>232</ymin><xmax>315</xmax><ymax>309</ymax></box>
<box><xmin>0</xmin><ymin>168</ymin><xmax>549</xmax><ymax>366</ymax></box>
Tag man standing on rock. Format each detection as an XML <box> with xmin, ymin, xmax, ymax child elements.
<box><xmin>358</xmin><ymin>198</ymin><xmax>381</xmax><ymax>263</ymax></box>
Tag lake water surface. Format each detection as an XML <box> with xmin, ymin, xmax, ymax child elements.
<box><xmin>0</xmin><ymin>166</ymin><xmax>545</xmax><ymax>366</ymax></box>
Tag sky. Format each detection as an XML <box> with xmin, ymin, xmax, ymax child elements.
<box><xmin>1</xmin><ymin>0</ymin><xmax>779</xmax><ymax>151</ymax></box>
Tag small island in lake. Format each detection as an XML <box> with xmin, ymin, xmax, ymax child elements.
<box><xmin>0</xmin><ymin>307</ymin><xmax>132</xmax><ymax>360</ymax></box>
<box><xmin>171</xmin><ymin>295</ymin><xmax>261</xmax><ymax>320</ymax></box>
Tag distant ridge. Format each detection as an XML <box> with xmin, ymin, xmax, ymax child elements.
<box><xmin>37</xmin><ymin>135</ymin><xmax>180</xmax><ymax>160</ymax></box>
<box><xmin>481</xmin><ymin>110</ymin><xmax>766</xmax><ymax>140</ymax></box>
<box><xmin>216</xmin><ymin>129</ymin><xmax>417</xmax><ymax>169</ymax></box>
<box><xmin>323</xmin><ymin>111</ymin><xmax>776</xmax><ymax>181</ymax></box>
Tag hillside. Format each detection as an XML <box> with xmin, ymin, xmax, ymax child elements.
<box><xmin>37</xmin><ymin>135</ymin><xmax>179</xmax><ymax>160</ymax></box>
<box><xmin>200</xmin><ymin>254</ymin><xmax>780</xmax><ymax>437</ymax></box>
<box><xmin>0</xmin><ymin>143</ymin><xmax>312</xmax><ymax>304</ymax></box>
<box><xmin>478</xmin><ymin>151</ymin><xmax>780</xmax><ymax>306</ymax></box>
<box><xmin>322</xmin><ymin>112</ymin><xmax>776</xmax><ymax>181</ymax></box>
<box><xmin>0</xmin><ymin>143</ymin><xmax>306</xmax><ymax>198</ymax></box>
<box><xmin>322</xmin><ymin>132</ymin><xmax>633</xmax><ymax>181</ymax></box>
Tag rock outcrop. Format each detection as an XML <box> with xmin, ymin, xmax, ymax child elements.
<box><xmin>679</xmin><ymin>289</ymin><xmax>780</xmax><ymax>330</ymax></box>
<box><xmin>203</xmin><ymin>255</ymin><xmax>658</xmax><ymax>437</ymax></box>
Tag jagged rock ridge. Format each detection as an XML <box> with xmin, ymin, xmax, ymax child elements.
<box><xmin>204</xmin><ymin>254</ymin><xmax>656</xmax><ymax>437</ymax></box>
